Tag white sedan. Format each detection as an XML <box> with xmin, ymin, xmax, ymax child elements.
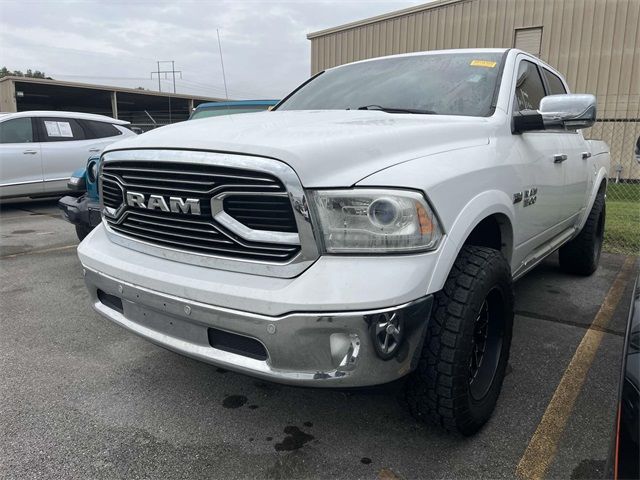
<box><xmin>0</xmin><ymin>111</ymin><xmax>135</xmax><ymax>199</ymax></box>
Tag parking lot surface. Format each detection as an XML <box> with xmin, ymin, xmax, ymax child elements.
<box><xmin>1</xmin><ymin>199</ymin><xmax>637</xmax><ymax>479</ymax></box>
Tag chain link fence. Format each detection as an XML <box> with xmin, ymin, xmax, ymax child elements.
<box><xmin>585</xmin><ymin>118</ymin><xmax>640</xmax><ymax>256</ymax></box>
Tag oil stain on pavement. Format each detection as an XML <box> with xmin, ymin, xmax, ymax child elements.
<box><xmin>222</xmin><ymin>394</ymin><xmax>248</xmax><ymax>409</ymax></box>
<box><xmin>274</xmin><ymin>426</ymin><xmax>314</xmax><ymax>451</ymax></box>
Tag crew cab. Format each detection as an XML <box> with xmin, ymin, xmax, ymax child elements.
<box><xmin>77</xmin><ymin>49</ymin><xmax>610</xmax><ymax>435</ymax></box>
<box><xmin>0</xmin><ymin>111</ymin><xmax>134</xmax><ymax>199</ymax></box>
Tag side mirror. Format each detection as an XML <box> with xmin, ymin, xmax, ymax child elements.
<box><xmin>539</xmin><ymin>94</ymin><xmax>597</xmax><ymax>130</ymax></box>
<box><xmin>513</xmin><ymin>94</ymin><xmax>597</xmax><ymax>133</ymax></box>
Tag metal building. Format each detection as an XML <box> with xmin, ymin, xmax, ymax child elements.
<box><xmin>307</xmin><ymin>0</ymin><xmax>640</xmax><ymax>179</ymax></box>
<box><xmin>0</xmin><ymin>76</ymin><xmax>223</xmax><ymax>131</ymax></box>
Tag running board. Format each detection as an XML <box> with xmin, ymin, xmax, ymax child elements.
<box><xmin>513</xmin><ymin>227</ymin><xmax>577</xmax><ymax>280</ymax></box>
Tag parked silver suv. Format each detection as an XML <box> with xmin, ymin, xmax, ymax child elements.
<box><xmin>0</xmin><ymin>111</ymin><xmax>134</xmax><ymax>199</ymax></box>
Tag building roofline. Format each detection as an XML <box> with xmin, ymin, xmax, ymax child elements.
<box><xmin>0</xmin><ymin>75</ymin><xmax>225</xmax><ymax>102</ymax></box>
<box><xmin>307</xmin><ymin>0</ymin><xmax>465</xmax><ymax>39</ymax></box>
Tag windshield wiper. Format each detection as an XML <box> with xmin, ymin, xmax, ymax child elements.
<box><xmin>355</xmin><ymin>104</ymin><xmax>437</xmax><ymax>115</ymax></box>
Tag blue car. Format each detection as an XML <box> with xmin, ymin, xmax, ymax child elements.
<box><xmin>190</xmin><ymin>100</ymin><xmax>279</xmax><ymax>120</ymax></box>
<box><xmin>59</xmin><ymin>100</ymin><xmax>280</xmax><ymax>241</ymax></box>
<box><xmin>58</xmin><ymin>155</ymin><xmax>102</xmax><ymax>240</ymax></box>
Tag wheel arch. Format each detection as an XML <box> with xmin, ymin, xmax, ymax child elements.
<box><xmin>427</xmin><ymin>190</ymin><xmax>515</xmax><ymax>294</ymax></box>
<box><xmin>578</xmin><ymin>166</ymin><xmax>608</xmax><ymax>232</ymax></box>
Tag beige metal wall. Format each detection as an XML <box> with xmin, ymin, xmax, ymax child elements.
<box><xmin>0</xmin><ymin>80</ymin><xmax>17</xmax><ymax>112</ymax></box>
<box><xmin>308</xmin><ymin>0</ymin><xmax>640</xmax><ymax>178</ymax></box>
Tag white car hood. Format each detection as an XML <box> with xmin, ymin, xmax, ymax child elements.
<box><xmin>105</xmin><ymin>110</ymin><xmax>490</xmax><ymax>187</ymax></box>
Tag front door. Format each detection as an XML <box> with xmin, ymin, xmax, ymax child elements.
<box><xmin>511</xmin><ymin>58</ymin><xmax>569</xmax><ymax>248</ymax></box>
<box><xmin>0</xmin><ymin>116</ymin><xmax>43</xmax><ymax>198</ymax></box>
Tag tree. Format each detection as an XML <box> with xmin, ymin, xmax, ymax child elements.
<box><xmin>0</xmin><ymin>67</ymin><xmax>51</xmax><ymax>79</ymax></box>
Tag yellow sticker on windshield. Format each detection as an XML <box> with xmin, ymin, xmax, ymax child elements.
<box><xmin>470</xmin><ymin>60</ymin><xmax>497</xmax><ymax>68</ymax></box>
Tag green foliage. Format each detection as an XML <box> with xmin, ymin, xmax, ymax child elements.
<box><xmin>604</xmin><ymin>182</ymin><xmax>640</xmax><ymax>255</ymax></box>
<box><xmin>0</xmin><ymin>67</ymin><xmax>50</xmax><ymax>79</ymax></box>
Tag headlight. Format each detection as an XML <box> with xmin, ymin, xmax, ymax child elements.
<box><xmin>309</xmin><ymin>189</ymin><xmax>442</xmax><ymax>253</ymax></box>
<box><xmin>87</xmin><ymin>161</ymin><xmax>98</xmax><ymax>183</ymax></box>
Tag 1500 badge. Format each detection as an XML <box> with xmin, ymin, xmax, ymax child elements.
<box><xmin>514</xmin><ymin>187</ymin><xmax>537</xmax><ymax>207</ymax></box>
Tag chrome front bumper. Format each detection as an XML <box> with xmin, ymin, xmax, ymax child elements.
<box><xmin>83</xmin><ymin>267</ymin><xmax>433</xmax><ymax>387</ymax></box>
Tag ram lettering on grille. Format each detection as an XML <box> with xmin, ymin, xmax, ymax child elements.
<box><xmin>100</xmin><ymin>160</ymin><xmax>300</xmax><ymax>262</ymax></box>
<box><xmin>125</xmin><ymin>192</ymin><xmax>201</xmax><ymax>215</ymax></box>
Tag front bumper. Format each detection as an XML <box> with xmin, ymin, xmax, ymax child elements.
<box><xmin>83</xmin><ymin>267</ymin><xmax>433</xmax><ymax>387</ymax></box>
<box><xmin>58</xmin><ymin>194</ymin><xmax>101</xmax><ymax>228</ymax></box>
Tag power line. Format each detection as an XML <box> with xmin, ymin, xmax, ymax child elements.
<box><xmin>46</xmin><ymin>72</ymin><xmax>268</xmax><ymax>99</ymax></box>
<box><xmin>175</xmin><ymin>78</ymin><xmax>266</xmax><ymax>98</ymax></box>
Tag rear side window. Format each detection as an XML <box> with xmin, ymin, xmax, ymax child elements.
<box><xmin>81</xmin><ymin>120</ymin><xmax>122</xmax><ymax>139</ymax></box>
<box><xmin>514</xmin><ymin>60</ymin><xmax>546</xmax><ymax>111</ymax></box>
<box><xmin>0</xmin><ymin>117</ymin><xmax>33</xmax><ymax>143</ymax></box>
<box><xmin>542</xmin><ymin>68</ymin><xmax>567</xmax><ymax>95</ymax></box>
<box><xmin>39</xmin><ymin>118</ymin><xmax>85</xmax><ymax>142</ymax></box>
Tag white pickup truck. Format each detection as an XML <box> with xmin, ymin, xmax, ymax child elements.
<box><xmin>78</xmin><ymin>48</ymin><xmax>609</xmax><ymax>435</ymax></box>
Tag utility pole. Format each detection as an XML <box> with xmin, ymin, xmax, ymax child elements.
<box><xmin>156</xmin><ymin>62</ymin><xmax>161</xmax><ymax>91</ymax></box>
<box><xmin>150</xmin><ymin>61</ymin><xmax>182</xmax><ymax>93</ymax></box>
<box><xmin>171</xmin><ymin>60</ymin><xmax>177</xmax><ymax>94</ymax></box>
<box><xmin>151</xmin><ymin>61</ymin><xmax>181</xmax><ymax>125</ymax></box>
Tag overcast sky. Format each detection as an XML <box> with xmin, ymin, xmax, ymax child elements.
<box><xmin>0</xmin><ymin>0</ymin><xmax>424</xmax><ymax>100</ymax></box>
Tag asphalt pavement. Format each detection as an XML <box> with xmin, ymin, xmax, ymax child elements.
<box><xmin>0</xmin><ymin>198</ymin><xmax>636</xmax><ymax>479</ymax></box>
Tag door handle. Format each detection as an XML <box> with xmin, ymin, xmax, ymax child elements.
<box><xmin>22</xmin><ymin>150</ymin><xmax>38</xmax><ymax>155</ymax></box>
<box><xmin>88</xmin><ymin>148</ymin><xmax>101</xmax><ymax>153</ymax></box>
<box><xmin>581</xmin><ymin>151</ymin><xmax>592</xmax><ymax>159</ymax></box>
<box><xmin>553</xmin><ymin>153</ymin><xmax>568</xmax><ymax>163</ymax></box>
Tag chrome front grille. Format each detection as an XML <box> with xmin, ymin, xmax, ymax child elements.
<box><xmin>101</xmin><ymin>176</ymin><xmax>124</xmax><ymax>210</ymax></box>
<box><xmin>100</xmin><ymin>160</ymin><xmax>301</xmax><ymax>262</ymax></box>
<box><xmin>223</xmin><ymin>195</ymin><xmax>298</xmax><ymax>233</ymax></box>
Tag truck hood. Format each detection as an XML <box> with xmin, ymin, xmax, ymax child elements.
<box><xmin>106</xmin><ymin>110</ymin><xmax>491</xmax><ymax>187</ymax></box>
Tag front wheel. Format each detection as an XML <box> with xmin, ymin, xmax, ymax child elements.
<box><xmin>75</xmin><ymin>224</ymin><xmax>92</xmax><ymax>242</ymax></box>
<box><xmin>405</xmin><ymin>245</ymin><xmax>514</xmax><ymax>435</ymax></box>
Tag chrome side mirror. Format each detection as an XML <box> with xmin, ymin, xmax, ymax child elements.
<box><xmin>539</xmin><ymin>94</ymin><xmax>597</xmax><ymax>130</ymax></box>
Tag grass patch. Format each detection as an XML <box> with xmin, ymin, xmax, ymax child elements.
<box><xmin>604</xmin><ymin>183</ymin><xmax>639</xmax><ymax>255</ymax></box>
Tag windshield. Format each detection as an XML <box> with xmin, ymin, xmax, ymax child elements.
<box><xmin>278</xmin><ymin>52</ymin><xmax>504</xmax><ymax>117</ymax></box>
<box><xmin>190</xmin><ymin>106</ymin><xmax>269</xmax><ymax>120</ymax></box>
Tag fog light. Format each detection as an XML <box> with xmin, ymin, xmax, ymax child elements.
<box><xmin>370</xmin><ymin>310</ymin><xmax>404</xmax><ymax>360</ymax></box>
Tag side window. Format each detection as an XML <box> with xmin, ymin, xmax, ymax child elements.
<box><xmin>542</xmin><ymin>69</ymin><xmax>567</xmax><ymax>95</ymax></box>
<box><xmin>81</xmin><ymin>120</ymin><xmax>122</xmax><ymax>139</ymax></box>
<box><xmin>39</xmin><ymin>118</ymin><xmax>86</xmax><ymax>142</ymax></box>
<box><xmin>514</xmin><ymin>60</ymin><xmax>547</xmax><ymax>112</ymax></box>
<box><xmin>0</xmin><ymin>118</ymin><xmax>33</xmax><ymax>144</ymax></box>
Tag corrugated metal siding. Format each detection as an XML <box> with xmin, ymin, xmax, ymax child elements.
<box><xmin>309</xmin><ymin>0</ymin><xmax>639</xmax><ymax>116</ymax></box>
<box><xmin>309</xmin><ymin>0</ymin><xmax>640</xmax><ymax>177</ymax></box>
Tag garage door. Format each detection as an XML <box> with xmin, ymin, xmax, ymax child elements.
<box><xmin>514</xmin><ymin>27</ymin><xmax>543</xmax><ymax>56</ymax></box>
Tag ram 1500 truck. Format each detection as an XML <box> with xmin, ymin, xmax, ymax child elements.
<box><xmin>78</xmin><ymin>49</ymin><xmax>610</xmax><ymax>435</ymax></box>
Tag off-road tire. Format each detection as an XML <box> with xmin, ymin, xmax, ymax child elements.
<box><xmin>75</xmin><ymin>224</ymin><xmax>92</xmax><ymax>242</ymax></box>
<box><xmin>558</xmin><ymin>192</ymin><xmax>605</xmax><ymax>276</ymax></box>
<box><xmin>405</xmin><ymin>245</ymin><xmax>514</xmax><ymax>435</ymax></box>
